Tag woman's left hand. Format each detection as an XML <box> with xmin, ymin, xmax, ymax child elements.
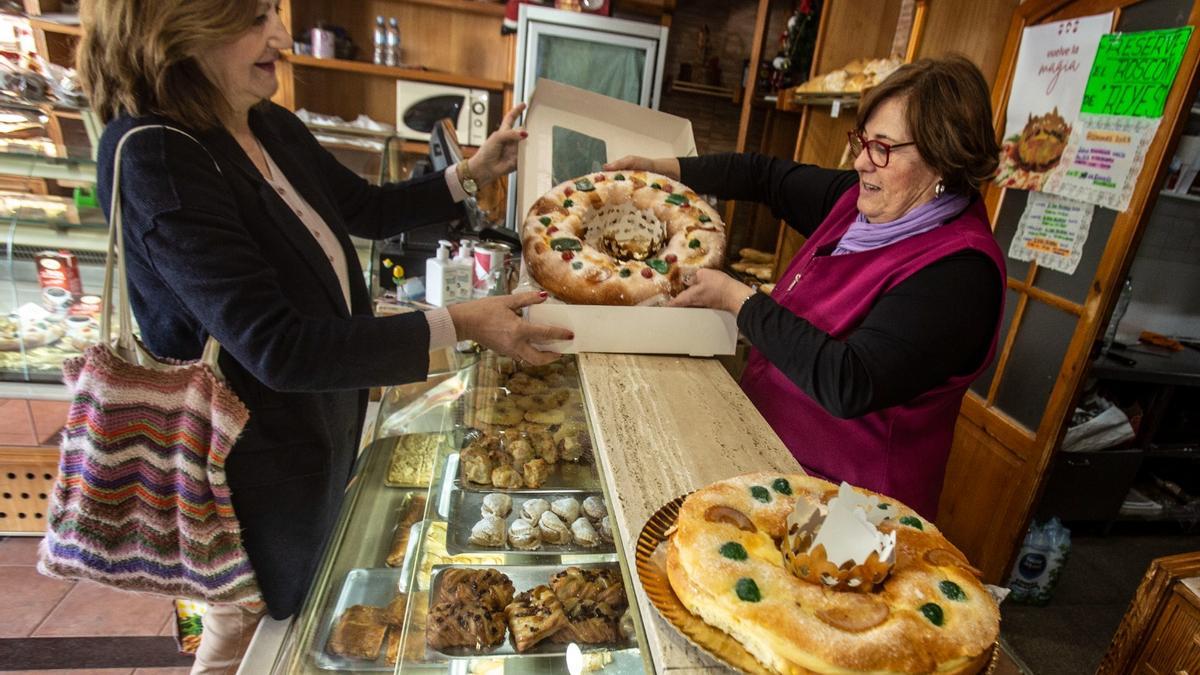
<box><xmin>667</xmin><ymin>268</ymin><xmax>755</xmax><ymax>315</ymax></box>
<box><xmin>468</xmin><ymin>103</ymin><xmax>527</xmax><ymax>186</ymax></box>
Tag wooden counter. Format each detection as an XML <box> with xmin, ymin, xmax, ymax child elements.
<box><xmin>577</xmin><ymin>353</ymin><xmax>799</xmax><ymax>673</ymax></box>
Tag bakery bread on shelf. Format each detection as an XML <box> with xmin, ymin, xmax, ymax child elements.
<box><xmin>794</xmin><ymin>57</ymin><xmax>904</xmax><ymax>95</ymax></box>
<box><xmin>666</xmin><ymin>472</ymin><xmax>999</xmax><ymax>674</ymax></box>
<box><xmin>521</xmin><ymin>171</ymin><xmax>726</xmax><ymax>305</ymax></box>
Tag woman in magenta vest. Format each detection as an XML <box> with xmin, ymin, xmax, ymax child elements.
<box><xmin>607</xmin><ymin>57</ymin><xmax>1006</xmax><ymax>519</ymax></box>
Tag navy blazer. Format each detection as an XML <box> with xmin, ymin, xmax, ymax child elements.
<box><xmin>97</xmin><ymin>103</ymin><xmax>462</xmax><ymax>618</ymax></box>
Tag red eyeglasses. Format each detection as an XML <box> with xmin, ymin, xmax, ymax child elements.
<box><xmin>847</xmin><ymin>130</ymin><xmax>917</xmax><ymax>168</ymax></box>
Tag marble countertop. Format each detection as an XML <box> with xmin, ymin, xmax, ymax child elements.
<box><xmin>577</xmin><ymin>353</ymin><xmax>799</xmax><ymax>673</ymax></box>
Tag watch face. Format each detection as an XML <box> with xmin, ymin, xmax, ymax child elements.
<box><xmin>463</xmin><ymin>178</ymin><xmax>479</xmax><ymax>194</ymax></box>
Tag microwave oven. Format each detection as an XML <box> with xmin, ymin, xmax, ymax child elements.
<box><xmin>396</xmin><ymin>80</ymin><xmax>491</xmax><ymax>146</ymax></box>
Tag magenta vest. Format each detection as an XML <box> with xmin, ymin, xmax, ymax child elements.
<box><xmin>741</xmin><ymin>186</ymin><xmax>1005</xmax><ymax>519</ymax></box>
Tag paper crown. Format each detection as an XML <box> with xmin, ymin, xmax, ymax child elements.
<box><xmin>781</xmin><ymin>482</ymin><xmax>897</xmax><ymax>592</ymax></box>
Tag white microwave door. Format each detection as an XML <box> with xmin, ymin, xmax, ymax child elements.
<box><xmin>523</xmin><ymin>23</ymin><xmax>660</xmax><ymax>108</ymax></box>
<box><xmin>401</xmin><ymin>94</ymin><xmax>468</xmax><ymax>139</ymax></box>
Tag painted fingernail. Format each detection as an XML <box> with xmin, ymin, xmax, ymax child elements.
<box><xmin>538</xmin><ymin>291</ymin><xmax>548</xmax><ymax>298</ymax></box>
<box><xmin>520</xmin><ymin>131</ymin><xmax>528</xmax><ymax>138</ymax></box>
<box><xmin>567</xmin><ymin>332</ymin><xmax>576</xmax><ymax>340</ymax></box>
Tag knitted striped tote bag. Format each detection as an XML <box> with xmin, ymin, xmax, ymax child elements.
<box><xmin>37</xmin><ymin>126</ymin><xmax>263</xmax><ymax>607</ymax></box>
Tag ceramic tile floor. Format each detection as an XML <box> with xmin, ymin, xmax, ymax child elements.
<box><xmin>0</xmin><ymin>537</ymin><xmax>189</xmax><ymax>674</ymax></box>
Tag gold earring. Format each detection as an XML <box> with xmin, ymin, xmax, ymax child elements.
<box><xmin>934</xmin><ymin>181</ymin><xmax>945</xmax><ymax>198</ymax></box>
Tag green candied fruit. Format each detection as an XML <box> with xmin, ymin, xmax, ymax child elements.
<box><xmin>647</xmin><ymin>259</ymin><xmax>669</xmax><ymax>274</ymax></box>
<box><xmin>688</xmin><ymin>238</ymin><xmax>702</xmax><ymax>249</ymax></box>
<box><xmin>539</xmin><ymin>216</ymin><xmax>551</xmax><ymax>226</ymax></box>
<box><xmin>735</xmin><ymin>578</ymin><xmax>761</xmax><ymax>602</ymax></box>
<box><xmin>571</xmin><ymin>261</ymin><xmax>583</xmax><ymax>270</ymax></box>
<box><xmin>939</xmin><ymin>580</ymin><xmax>966</xmax><ymax>602</ymax></box>
<box><xmin>900</xmin><ymin>515</ymin><xmax>924</xmax><ymax>530</ymax></box>
<box><xmin>614</xmin><ymin>173</ymin><xmax>626</xmax><ymax>180</ymax></box>
<box><xmin>563</xmin><ymin>198</ymin><xmax>575</xmax><ymax>208</ymax></box>
<box><xmin>750</xmin><ymin>486</ymin><xmax>770</xmax><ymax>503</ymax></box>
<box><xmin>771</xmin><ymin>478</ymin><xmax>792</xmax><ymax>495</ymax></box>
<box><xmin>619</xmin><ymin>268</ymin><xmax>632</xmax><ymax>278</ymax></box>
<box><xmin>879</xmin><ymin>503</ymin><xmax>891</xmax><ymax>510</ymax></box>
<box><xmin>920</xmin><ymin>602</ymin><xmax>944</xmax><ymax>626</ymax></box>
<box><xmin>650</xmin><ymin>183</ymin><xmax>662</xmax><ymax>190</ymax></box>
<box><xmin>719</xmin><ymin>542</ymin><xmax>748</xmax><ymax>561</ymax></box>
<box><xmin>698</xmin><ymin>214</ymin><xmax>712</xmax><ymax>223</ymax></box>
<box><xmin>665</xmin><ymin>193</ymin><xmax>689</xmax><ymax>206</ymax></box>
<box><xmin>574</xmin><ymin>178</ymin><xmax>595</xmax><ymax>192</ymax></box>
<box><xmin>550</xmin><ymin>238</ymin><xmax>582</xmax><ymax>252</ymax></box>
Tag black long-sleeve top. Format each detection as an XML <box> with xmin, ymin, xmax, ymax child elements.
<box><xmin>679</xmin><ymin>153</ymin><xmax>1002</xmax><ymax>419</ymax></box>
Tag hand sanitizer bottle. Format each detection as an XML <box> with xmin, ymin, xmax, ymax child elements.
<box><xmin>425</xmin><ymin>240</ymin><xmax>454</xmax><ymax>307</ymax></box>
<box><xmin>386</xmin><ymin>17</ymin><xmax>401</xmax><ymax>67</ymax></box>
<box><xmin>373</xmin><ymin>16</ymin><xmax>386</xmax><ymax>65</ymax></box>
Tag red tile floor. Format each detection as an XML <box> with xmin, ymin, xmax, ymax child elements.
<box><xmin>0</xmin><ymin>536</ymin><xmax>191</xmax><ymax>674</ymax></box>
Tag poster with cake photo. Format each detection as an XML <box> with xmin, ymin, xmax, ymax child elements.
<box><xmin>995</xmin><ymin>12</ymin><xmax>1115</xmax><ymax>191</ymax></box>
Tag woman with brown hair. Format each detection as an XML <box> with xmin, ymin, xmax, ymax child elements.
<box><xmin>77</xmin><ymin>1</ymin><xmax>568</xmax><ymax>671</ymax></box>
<box><xmin>608</xmin><ymin>56</ymin><xmax>1006</xmax><ymax>521</ymax></box>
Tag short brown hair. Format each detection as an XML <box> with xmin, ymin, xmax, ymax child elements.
<box><xmin>78</xmin><ymin>0</ymin><xmax>258</xmax><ymax>129</ymax></box>
<box><xmin>857</xmin><ymin>56</ymin><xmax>999</xmax><ymax>195</ymax></box>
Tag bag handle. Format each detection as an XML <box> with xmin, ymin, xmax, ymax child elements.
<box><xmin>102</xmin><ymin>125</ymin><xmax>225</xmax><ymax>372</ymax></box>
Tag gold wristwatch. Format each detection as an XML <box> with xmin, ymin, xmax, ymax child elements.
<box><xmin>458</xmin><ymin>159</ymin><xmax>479</xmax><ymax>197</ymax></box>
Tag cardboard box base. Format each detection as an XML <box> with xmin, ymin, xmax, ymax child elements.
<box><xmin>527</xmin><ymin>303</ymin><xmax>737</xmax><ymax>356</ymax></box>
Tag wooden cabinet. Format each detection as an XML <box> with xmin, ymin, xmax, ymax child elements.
<box><xmin>1101</xmin><ymin>552</ymin><xmax>1200</xmax><ymax>675</ymax></box>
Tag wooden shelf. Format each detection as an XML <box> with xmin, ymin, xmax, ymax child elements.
<box><xmin>284</xmin><ymin>53</ymin><xmax>509</xmax><ymax>91</ymax></box>
<box><xmin>669</xmin><ymin>80</ymin><xmax>736</xmax><ymax>101</ymax></box>
<box><xmin>402</xmin><ymin>0</ymin><xmax>506</xmax><ymax>17</ymax></box>
<box><xmin>1159</xmin><ymin>190</ymin><xmax>1200</xmax><ymax>204</ymax></box>
<box><xmin>27</xmin><ymin>16</ymin><xmax>83</xmax><ymax>37</ymax></box>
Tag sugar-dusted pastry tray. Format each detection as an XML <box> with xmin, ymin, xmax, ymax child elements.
<box><xmin>444</xmin><ymin>487</ymin><xmax>615</xmax><ymax>556</ymax></box>
<box><xmin>425</xmin><ymin>563</ymin><xmax>636</xmax><ymax>660</ymax></box>
<box><xmin>314</xmin><ymin>567</ymin><xmax>408</xmax><ymax>672</ymax></box>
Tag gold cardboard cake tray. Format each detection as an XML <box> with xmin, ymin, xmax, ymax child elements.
<box><xmin>634</xmin><ymin>493</ymin><xmax>772</xmax><ymax>674</ymax></box>
<box><xmin>635</xmin><ymin>493</ymin><xmax>999</xmax><ymax>675</ymax></box>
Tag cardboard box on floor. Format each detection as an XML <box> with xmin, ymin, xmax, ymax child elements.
<box><xmin>515</xmin><ymin>79</ymin><xmax>737</xmax><ymax>357</ymax></box>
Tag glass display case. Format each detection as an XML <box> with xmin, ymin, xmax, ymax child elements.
<box><xmin>272</xmin><ymin>351</ymin><xmax>654</xmax><ymax>674</ymax></box>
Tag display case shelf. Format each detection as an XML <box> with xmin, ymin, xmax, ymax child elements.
<box><xmin>0</xmin><ymin>151</ymin><xmax>96</xmax><ymax>184</ymax></box>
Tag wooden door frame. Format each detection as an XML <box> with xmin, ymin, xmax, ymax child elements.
<box><xmin>943</xmin><ymin>0</ymin><xmax>1200</xmax><ymax>581</ymax></box>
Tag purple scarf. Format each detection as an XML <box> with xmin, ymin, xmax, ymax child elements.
<box><xmin>833</xmin><ymin>193</ymin><xmax>971</xmax><ymax>255</ymax></box>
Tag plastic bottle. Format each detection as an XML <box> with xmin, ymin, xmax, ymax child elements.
<box><xmin>386</xmin><ymin>17</ymin><xmax>401</xmax><ymax>67</ymax></box>
<box><xmin>1102</xmin><ymin>277</ymin><xmax>1134</xmax><ymax>354</ymax></box>
<box><xmin>373</xmin><ymin>16</ymin><xmax>386</xmax><ymax>65</ymax></box>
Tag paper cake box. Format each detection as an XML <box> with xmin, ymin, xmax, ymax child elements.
<box><xmin>515</xmin><ymin>79</ymin><xmax>737</xmax><ymax>356</ymax></box>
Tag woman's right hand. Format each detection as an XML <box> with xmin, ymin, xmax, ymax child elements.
<box><xmin>448</xmin><ymin>292</ymin><xmax>573</xmax><ymax>366</ymax></box>
<box><xmin>603</xmin><ymin>155</ymin><xmax>681</xmax><ymax>180</ymax></box>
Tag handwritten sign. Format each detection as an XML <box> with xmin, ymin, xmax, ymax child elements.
<box><xmin>1044</xmin><ymin>113</ymin><xmax>1160</xmax><ymax>211</ymax></box>
<box><xmin>1009</xmin><ymin>192</ymin><xmax>1096</xmax><ymax>275</ymax></box>
<box><xmin>1081</xmin><ymin>27</ymin><xmax>1193</xmax><ymax>118</ymax></box>
<box><xmin>996</xmin><ymin>13</ymin><xmax>1114</xmax><ymax>191</ymax></box>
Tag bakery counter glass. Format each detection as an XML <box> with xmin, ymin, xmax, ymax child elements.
<box><xmin>271</xmin><ymin>352</ymin><xmax>654</xmax><ymax>674</ymax></box>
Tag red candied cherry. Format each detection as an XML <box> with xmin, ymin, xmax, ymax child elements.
<box><xmin>562</xmin><ymin>251</ymin><xmax>575</xmax><ymax>261</ymax></box>
<box><xmin>641</xmin><ymin>267</ymin><xmax>653</xmax><ymax>278</ymax></box>
<box><xmin>564</xmin><ymin>186</ymin><xmax>574</xmax><ymax>197</ymax></box>
<box><xmin>662</xmin><ymin>183</ymin><xmax>674</xmax><ymax>193</ymax></box>
<box><xmin>665</xmin><ymin>254</ymin><xmax>677</xmax><ymax>264</ymax></box>
<box><xmin>547</xmin><ymin>226</ymin><xmax>558</xmax><ymax>234</ymax></box>
<box><xmin>595</xmin><ymin>174</ymin><xmax>607</xmax><ymax>182</ymax></box>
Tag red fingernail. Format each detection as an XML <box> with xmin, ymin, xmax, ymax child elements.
<box><xmin>520</xmin><ymin>131</ymin><xmax>528</xmax><ymax>138</ymax></box>
<box><xmin>538</xmin><ymin>291</ymin><xmax>548</xmax><ymax>298</ymax></box>
<box><xmin>567</xmin><ymin>332</ymin><xmax>575</xmax><ymax>340</ymax></box>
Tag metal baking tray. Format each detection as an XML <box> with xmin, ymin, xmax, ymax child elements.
<box><xmin>444</xmin><ymin>488</ymin><xmax>614</xmax><ymax>556</ymax></box>
<box><xmin>382</xmin><ymin>433</ymin><xmax>450</xmax><ymax>488</ymax></box>
<box><xmin>425</xmin><ymin>563</ymin><xmax>636</xmax><ymax>660</ymax></box>
<box><xmin>313</xmin><ymin>568</ymin><xmax>406</xmax><ymax>671</ymax></box>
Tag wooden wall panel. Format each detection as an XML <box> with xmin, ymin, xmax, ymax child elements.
<box><xmin>935</xmin><ymin>415</ymin><xmax>1029</xmax><ymax>582</ymax></box>
<box><xmin>914</xmin><ymin>0</ymin><xmax>1019</xmax><ymax>85</ymax></box>
<box><xmin>814</xmin><ymin>0</ymin><xmax>904</xmax><ymax>72</ymax></box>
